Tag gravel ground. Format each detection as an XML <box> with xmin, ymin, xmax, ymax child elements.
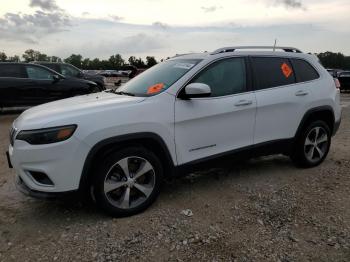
<box><xmin>0</xmin><ymin>94</ymin><xmax>349</xmax><ymax>262</ymax></box>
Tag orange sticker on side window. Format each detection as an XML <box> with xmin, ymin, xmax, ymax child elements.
<box><xmin>147</xmin><ymin>83</ymin><xmax>165</xmax><ymax>94</ymax></box>
<box><xmin>281</xmin><ymin>63</ymin><xmax>293</xmax><ymax>78</ymax></box>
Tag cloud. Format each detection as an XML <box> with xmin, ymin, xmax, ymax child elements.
<box><xmin>0</xmin><ymin>0</ymin><xmax>71</xmax><ymax>43</ymax></box>
<box><xmin>109</xmin><ymin>15</ymin><xmax>123</xmax><ymax>21</ymax></box>
<box><xmin>201</xmin><ymin>6</ymin><xmax>221</xmax><ymax>13</ymax></box>
<box><xmin>0</xmin><ymin>10</ymin><xmax>71</xmax><ymax>43</ymax></box>
<box><xmin>274</xmin><ymin>0</ymin><xmax>304</xmax><ymax>10</ymax></box>
<box><xmin>152</xmin><ymin>21</ymin><xmax>169</xmax><ymax>30</ymax></box>
<box><xmin>110</xmin><ymin>33</ymin><xmax>166</xmax><ymax>53</ymax></box>
<box><xmin>29</xmin><ymin>0</ymin><xmax>60</xmax><ymax>12</ymax></box>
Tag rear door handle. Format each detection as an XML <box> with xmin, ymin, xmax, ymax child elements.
<box><xmin>234</xmin><ymin>100</ymin><xmax>253</xmax><ymax>106</ymax></box>
<box><xmin>295</xmin><ymin>90</ymin><xmax>309</xmax><ymax>96</ymax></box>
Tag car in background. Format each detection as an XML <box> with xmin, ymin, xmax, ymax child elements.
<box><xmin>338</xmin><ymin>71</ymin><xmax>350</xmax><ymax>92</ymax></box>
<box><xmin>0</xmin><ymin>63</ymin><xmax>100</xmax><ymax>109</ymax></box>
<box><xmin>33</xmin><ymin>62</ymin><xmax>106</xmax><ymax>90</ymax></box>
<box><xmin>326</xmin><ymin>68</ymin><xmax>343</xmax><ymax>78</ymax></box>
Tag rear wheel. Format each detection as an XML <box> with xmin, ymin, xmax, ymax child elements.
<box><xmin>92</xmin><ymin>147</ymin><xmax>163</xmax><ymax>217</ymax></box>
<box><xmin>291</xmin><ymin>120</ymin><xmax>331</xmax><ymax>167</ymax></box>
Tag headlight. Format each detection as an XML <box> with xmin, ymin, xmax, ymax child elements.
<box><xmin>16</xmin><ymin>125</ymin><xmax>77</xmax><ymax>145</ymax></box>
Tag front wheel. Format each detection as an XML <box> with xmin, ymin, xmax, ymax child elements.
<box><xmin>92</xmin><ymin>147</ymin><xmax>163</xmax><ymax>217</ymax></box>
<box><xmin>290</xmin><ymin>120</ymin><xmax>331</xmax><ymax>168</ymax></box>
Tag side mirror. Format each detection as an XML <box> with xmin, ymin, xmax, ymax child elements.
<box><xmin>181</xmin><ymin>83</ymin><xmax>211</xmax><ymax>99</ymax></box>
<box><xmin>53</xmin><ymin>75</ymin><xmax>60</xmax><ymax>82</ymax></box>
<box><xmin>77</xmin><ymin>71</ymin><xmax>84</xmax><ymax>78</ymax></box>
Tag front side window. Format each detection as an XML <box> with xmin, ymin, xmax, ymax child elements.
<box><xmin>25</xmin><ymin>65</ymin><xmax>54</xmax><ymax>80</ymax></box>
<box><xmin>252</xmin><ymin>57</ymin><xmax>296</xmax><ymax>90</ymax></box>
<box><xmin>0</xmin><ymin>64</ymin><xmax>24</xmax><ymax>78</ymax></box>
<box><xmin>190</xmin><ymin>57</ymin><xmax>246</xmax><ymax>97</ymax></box>
<box><xmin>61</xmin><ymin>64</ymin><xmax>81</xmax><ymax>77</ymax></box>
<box><xmin>118</xmin><ymin>59</ymin><xmax>202</xmax><ymax>96</ymax></box>
<box><xmin>291</xmin><ymin>59</ymin><xmax>319</xmax><ymax>82</ymax></box>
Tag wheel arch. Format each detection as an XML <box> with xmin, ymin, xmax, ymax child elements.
<box><xmin>78</xmin><ymin>132</ymin><xmax>175</xmax><ymax>193</ymax></box>
<box><xmin>294</xmin><ymin>106</ymin><xmax>335</xmax><ymax>140</ymax></box>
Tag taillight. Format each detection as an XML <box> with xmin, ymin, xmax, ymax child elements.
<box><xmin>334</xmin><ymin>78</ymin><xmax>341</xmax><ymax>89</ymax></box>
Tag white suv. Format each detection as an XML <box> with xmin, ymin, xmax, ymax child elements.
<box><xmin>7</xmin><ymin>46</ymin><xmax>341</xmax><ymax>216</ymax></box>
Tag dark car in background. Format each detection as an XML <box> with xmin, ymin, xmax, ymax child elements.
<box><xmin>0</xmin><ymin>63</ymin><xmax>100</xmax><ymax>109</ymax></box>
<box><xmin>338</xmin><ymin>71</ymin><xmax>350</xmax><ymax>92</ymax></box>
<box><xmin>33</xmin><ymin>62</ymin><xmax>106</xmax><ymax>90</ymax></box>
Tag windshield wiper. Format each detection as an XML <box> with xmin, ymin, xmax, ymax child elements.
<box><xmin>113</xmin><ymin>91</ymin><xmax>135</xmax><ymax>96</ymax></box>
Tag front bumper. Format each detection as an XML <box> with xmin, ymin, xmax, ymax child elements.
<box><xmin>9</xmin><ymin>135</ymin><xmax>90</xmax><ymax>193</ymax></box>
<box><xmin>15</xmin><ymin>175</ymin><xmax>76</xmax><ymax>199</ymax></box>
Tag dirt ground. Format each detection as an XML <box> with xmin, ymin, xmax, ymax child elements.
<box><xmin>0</xmin><ymin>94</ymin><xmax>350</xmax><ymax>262</ymax></box>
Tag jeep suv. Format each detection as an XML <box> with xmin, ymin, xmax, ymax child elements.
<box><xmin>7</xmin><ymin>46</ymin><xmax>342</xmax><ymax>217</ymax></box>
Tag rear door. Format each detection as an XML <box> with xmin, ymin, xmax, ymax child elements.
<box><xmin>175</xmin><ymin>57</ymin><xmax>257</xmax><ymax>164</ymax></box>
<box><xmin>251</xmin><ymin>56</ymin><xmax>318</xmax><ymax>144</ymax></box>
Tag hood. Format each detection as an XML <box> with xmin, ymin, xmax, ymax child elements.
<box><xmin>14</xmin><ymin>92</ymin><xmax>145</xmax><ymax>130</ymax></box>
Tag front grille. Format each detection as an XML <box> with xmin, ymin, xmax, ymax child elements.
<box><xmin>9</xmin><ymin>126</ymin><xmax>16</xmax><ymax>146</ymax></box>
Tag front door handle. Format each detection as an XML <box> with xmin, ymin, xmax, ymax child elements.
<box><xmin>295</xmin><ymin>90</ymin><xmax>309</xmax><ymax>96</ymax></box>
<box><xmin>234</xmin><ymin>100</ymin><xmax>253</xmax><ymax>106</ymax></box>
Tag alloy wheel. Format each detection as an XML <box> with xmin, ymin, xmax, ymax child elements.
<box><xmin>304</xmin><ymin>126</ymin><xmax>329</xmax><ymax>163</ymax></box>
<box><xmin>103</xmin><ymin>156</ymin><xmax>155</xmax><ymax>209</ymax></box>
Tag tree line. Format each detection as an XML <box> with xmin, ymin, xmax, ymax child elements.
<box><xmin>0</xmin><ymin>49</ymin><xmax>350</xmax><ymax>70</ymax></box>
<box><xmin>0</xmin><ymin>49</ymin><xmax>159</xmax><ymax>69</ymax></box>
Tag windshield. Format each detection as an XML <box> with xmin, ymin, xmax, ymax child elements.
<box><xmin>117</xmin><ymin>59</ymin><xmax>202</xmax><ymax>96</ymax></box>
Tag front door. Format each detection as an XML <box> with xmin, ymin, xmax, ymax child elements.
<box><xmin>174</xmin><ymin>57</ymin><xmax>257</xmax><ymax>165</ymax></box>
<box><xmin>24</xmin><ymin>65</ymin><xmax>63</xmax><ymax>104</ymax></box>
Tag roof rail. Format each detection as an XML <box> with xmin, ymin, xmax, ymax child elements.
<box><xmin>211</xmin><ymin>46</ymin><xmax>302</xmax><ymax>55</ymax></box>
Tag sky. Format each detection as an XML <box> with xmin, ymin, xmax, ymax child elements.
<box><xmin>0</xmin><ymin>0</ymin><xmax>350</xmax><ymax>60</ymax></box>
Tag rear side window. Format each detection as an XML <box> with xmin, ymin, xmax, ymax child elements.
<box><xmin>291</xmin><ymin>59</ymin><xmax>319</xmax><ymax>82</ymax></box>
<box><xmin>0</xmin><ymin>64</ymin><xmax>24</xmax><ymax>78</ymax></box>
<box><xmin>191</xmin><ymin>57</ymin><xmax>246</xmax><ymax>97</ymax></box>
<box><xmin>251</xmin><ymin>57</ymin><xmax>296</xmax><ymax>90</ymax></box>
<box><xmin>25</xmin><ymin>65</ymin><xmax>54</xmax><ymax>80</ymax></box>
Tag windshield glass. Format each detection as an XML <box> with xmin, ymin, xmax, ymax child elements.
<box><xmin>117</xmin><ymin>59</ymin><xmax>202</xmax><ymax>96</ymax></box>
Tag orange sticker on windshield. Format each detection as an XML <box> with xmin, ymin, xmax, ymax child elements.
<box><xmin>281</xmin><ymin>63</ymin><xmax>293</xmax><ymax>78</ymax></box>
<box><xmin>147</xmin><ymin>83</ymin><xmax>165</xmax><ymax>94</ymax></box>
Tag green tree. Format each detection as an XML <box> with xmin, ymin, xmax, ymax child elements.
<box><xmin>317</xmin><ymin>51</ymin><xmax>347</xmax><ymax>69</ymax></box>
<box><xmin>146</xmin><ymin>56</ymin><xmax>157</xmax><ymax>67</ymax></box>
<box><xmin>8</xmin><ymin>55</ymin><xmax>20</xmax><ymax>62</ymax></box>
<box><xmin>22</xmin><ymin>49</ymin><xmax>42</xmax><ymax>62</ymax></box>
<box><xmin>90</xmin><ymin>58</ymin><xmax>101</xmax><ymax>69</ymax></box>
<box><xmin>0</xmin><ymin>52</ymin><xmax>7</xmax><ymax>62</ymax></box>
<box><xmin>64</xmin><ymin>54</ymin><xmax>83</xmax><ymax>67</ymax></box>
<box><xmin>37</xmin><ymin>53</ymin><xmax>49</xmax><ymax>61</ymax></box>
<box><xmin>128</xmin><ymin>57</ymin><xmax>146</xmax><ymax>68</ymax></box>
<box><xmin>128</xmin><ymin>56</ymin><xmax>137</xmax><ymax>66</ymax></box>
<box><xmin>50</xmin><ymin>56</ymin><xmax>61</xmax><ymax>62</ymax></box>
<box><xmin>109</xmin><ymin>54</ymin><xmax>125</xmax><ymax>68</ymax></box>
<box><xmin>81</xmin><ymin>58</ymin><xmax>91</xmax><ymax>69</ymax></box>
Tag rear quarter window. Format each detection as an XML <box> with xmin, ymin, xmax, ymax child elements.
<box><xmin>0</xmin><ymin>64</ymin><xmax>24</xmax><ymax>78</ymax></box>
<box><xmin>291</xmin><ymin>59</ymin><xmax>319</xmax><ymax>82</ymax></box>
<box><xmin>251</xmin><ymin>57</ymin><xmax>296</xmax><ymax>90</ymax></box>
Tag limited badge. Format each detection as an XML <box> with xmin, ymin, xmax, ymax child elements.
<box><xmin>281</xmin><ymin>63</ymin><xmax>293</xmax><ymax>78</ymax></box>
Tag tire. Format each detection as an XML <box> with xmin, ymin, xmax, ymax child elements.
<box><xmin>92</xmin><ymin>146</ymin><xmax>163</xmax><ymax>217</ymax></box>
<box><xmin>290</xmin><ymin>120</ymin><xmax>331</xmax><ymax>168</ymax></box>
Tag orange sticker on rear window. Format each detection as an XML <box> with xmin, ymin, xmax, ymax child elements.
<box><xmin>281</xmin><ymin>63</ymin><xmax>293</xmax><ymax>78</ymax></box>
<box><xmin>147</xmin><ymin>83</ymin><xmax>165</xmax><ymax>94</ymax></box>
